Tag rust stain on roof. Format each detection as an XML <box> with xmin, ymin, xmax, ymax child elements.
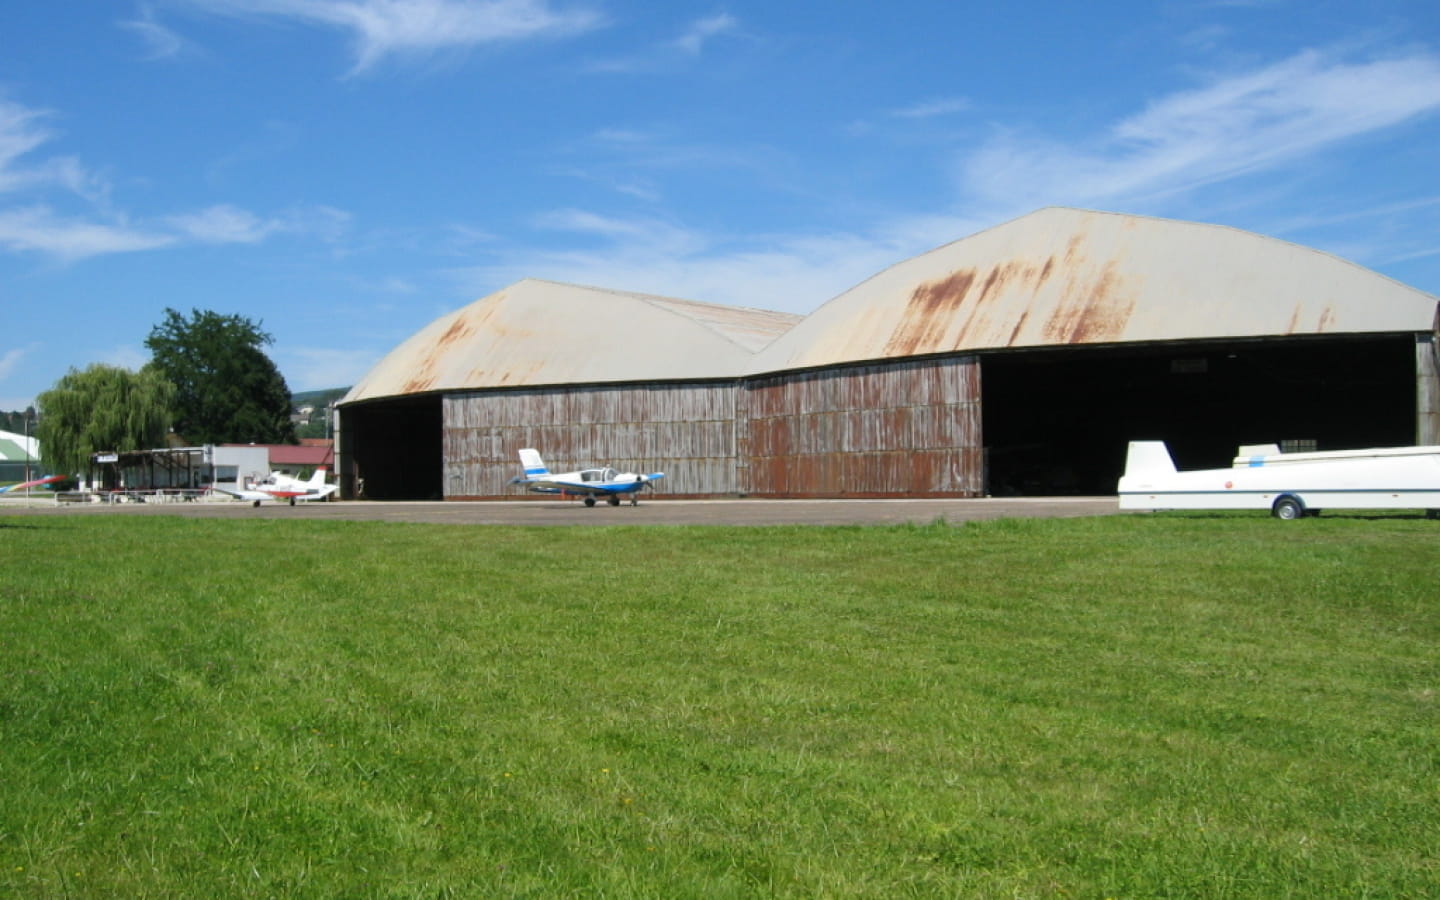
<box><xmin>486</xmin><ymin>360</ymin><xmax>546</xmax><ymax>386</ymax></box>
<box><xmin>398</xmin><ymin>294</ymin><xmax>541</xmax><ymax>394</ymax></box>
<box><xmin>402</xmin><ymin>374</ymin><xmax>438</xmax><ymax>393</ymax></box>
<box><xmin>401</xmin><ymin>308</ymin><xmax>480</xmax><ymax>393</ymax></box>
<box><xmin>884</xmin><ymin>255</ymin><xmax>1067</xmax><ymax>356</ymax></box>
<box><xmin>1285</xmin><ymin>305</ymin><xmax>1304</xmax><ymax>335</ymax></box>
<box><xmin>1006</xmin><ymin>310</ymin><xmax>1031</xmax><ymax>347</ymax></box>
<box><xmin>884</xmin><ymin>269</ymin><xmax>977</xmax><ymax>357</ymax></box>
<box><xmin>1042</xmin><ymin>260</ymin><xmax>1135</xmax><ymax>344</ymax></box>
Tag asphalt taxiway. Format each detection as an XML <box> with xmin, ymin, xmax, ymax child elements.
<box><xmin>2</xmin><ymin>495</ymin><xmax>1123</xmax><ymax>526</ymax></box>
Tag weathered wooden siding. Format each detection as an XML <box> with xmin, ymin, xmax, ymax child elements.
<box><xmin>443</xmin><ymin>383</ymin><xmax>738</xmax><ymax>498</ymax></box>
<box><xmin>1419</xmin><ymin>334</ymin><xmax>1440</xmax><ymax>446</ymax></box>
<box><xmin>443</xmin><ymin>358</ymin><xmax>983</xmax><ymax>499</ymax></box>
<box><xmin>740</xmin><ymin>357</ymin><xmax>982</xmax><ymax>497</ymax></box>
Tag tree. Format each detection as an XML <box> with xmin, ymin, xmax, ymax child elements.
<box><xmin>1</xmin><ymin>409</ymin><xmax>34</xmax><ymax>434</ymax></box>
<box><xmin>144</xmin><ymin>308</ymin><xmax>297</xmax><ymax>445</ymax></box>
<box><xmin>35</xmin><ymin>365</ymin><xmax>175</xmax><ymax>475</ymax></box>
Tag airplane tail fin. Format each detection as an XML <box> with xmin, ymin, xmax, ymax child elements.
<box><xmin>308</xmin><ymin>467</ymin><xmax>329</xmax><ymax>489</ymax></box>
<box><xmin>1123</xmin><ymin>441</ymin><xmax>1176</xmax><ymax>479</ymax></box>
<box><xmin>519</xmin><ymin>448</ymin><xmax>548</xmax><ymax>478</ymax></box>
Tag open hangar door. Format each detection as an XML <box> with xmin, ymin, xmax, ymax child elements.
<box><xmin>338</xmin><ymin>394</ymin><xmax>443</xmax><ymax>500</ymax></box>
<box><xmin>980</xmin><ymin>334</ymin><xmax>1419</xmax><ymax>496</ymax></box>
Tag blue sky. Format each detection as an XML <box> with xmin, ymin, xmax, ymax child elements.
<box><xmin>3</xmin><ymin>0</ymin><xmax>1439</xmax><ymax>410</ymax></box>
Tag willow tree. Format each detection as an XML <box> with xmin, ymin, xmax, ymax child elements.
<box><xmin>35</xmin><ymin>364</ymin><xmax>176</xmax><ymax>475</ymax></box>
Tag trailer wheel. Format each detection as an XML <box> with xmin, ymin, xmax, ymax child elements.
<box><xmin>1272</xmin><ymin>495</ymin><xmax>1305</xmax><ymax>520</ymax></box>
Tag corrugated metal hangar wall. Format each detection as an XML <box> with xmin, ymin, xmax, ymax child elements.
<box><xmin>433</xmin><ymin>355</ymin><xmax>984</xmax><ymax>499</ymax></box>
<box><xmin>441</xmin><ymin>382</ymin><xmax>738</xmax><ymax>499</ymax></box>
<box><xmin>338</xmin><ymin>333</ymin><xmax>1434</xmax><ymax>501</ymax></box>
<box><xmin>743</xmin><ymin>357</ymin><xmax>981</xmax><ymax>496</ymax></box>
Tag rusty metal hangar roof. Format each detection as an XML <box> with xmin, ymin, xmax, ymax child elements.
<box><xmin>343</xmin><ymin>209</ymin><xmax>1438</xmax><ymax>405</ymax></box>
<box><xmin>342</xmin><ymin>279</ymin><xmax>802</xmax><ymax>404</ymax></box>
<box><xmin>749</xmin><ymin>207</ymin><xmax>1440</xmax><ymax>374</ymax></box>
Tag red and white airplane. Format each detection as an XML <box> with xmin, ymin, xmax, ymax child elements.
<box><xmin>214</xmin><ymin>467</ymin><xmax>337</xmax><ymax>507</ymax></box>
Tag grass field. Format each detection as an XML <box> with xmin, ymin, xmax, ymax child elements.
<box><xmin>1</xmin><ymin>513</ymin><xmax>1436</xmax><ymax>898</ymax></box>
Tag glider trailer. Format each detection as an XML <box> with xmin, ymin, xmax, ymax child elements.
<box><xmin>1118</xmin><ymin>441</ymin><xmax>1440</xmax><ymax>520</ymax></box>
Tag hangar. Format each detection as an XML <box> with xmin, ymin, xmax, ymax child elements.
<box><xmin>336</xmin><ymin>208</ymin><xmax>1439</xmax><ymax>500</ymax></box>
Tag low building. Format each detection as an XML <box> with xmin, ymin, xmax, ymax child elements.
<box><xmin>223</xmin><ymin>440</ymin><xmax>334</xmax><ymax>476</ymax></box>
<box><xmin>0</xmin><ymin>429</ymin><xmax>40</xmax><ymax>483</ymax></box>
<box><xmin>88</xmin><ymin>445</ymin><xmax>270</xmax><ymax>494</ymax></box>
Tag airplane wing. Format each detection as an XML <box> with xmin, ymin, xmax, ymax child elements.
<box><xmin>0</xmin><ymin>474</ymin><xmax>66</xmax><ymax>493</ymax></box>
<box><xmin>517</xmin><ymin>476</ymin><xmax>601</xmax><ymax>495</ymax></box>
<box><xmin>588</xmin><ymin>473</ymin><xmax>665</xmax><ymax>493</ymax></box>
<box><xmin>210</xmin><ymin>484</ymin><xmax>271</xmax><ymax>503</ymax></box>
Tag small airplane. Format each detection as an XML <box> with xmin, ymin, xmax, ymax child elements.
<box><xmin>214</xmin><ymin>467</ymin><xmax>338</xmax><ymax>507</ymax></box>
<box><xmin>0</xmin><ymin>474</ymin><xmax>66</xmax><ymax>493</ymax></box>
<box><xmin>508</xmin><ymin>448</ymin><xmax>663</xmax><ymax>507</ymax></box>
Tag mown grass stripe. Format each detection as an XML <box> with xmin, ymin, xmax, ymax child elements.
<box><xmin>1</xmin><ymin>514</ymin><xmax>1436</xmax><ymax>897</ymax></box>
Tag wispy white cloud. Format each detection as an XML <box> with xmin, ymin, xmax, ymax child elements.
<box><xmin>165</xmin><ymin>0</ymin><xmax>603</xmax><ymax>73</ymax></box>
<box><xmin>532</xmin><ymin>208</ymin><xmax>704</xmax><ymax>256</ymax></box>
<box><xmin>166</xmin><ymin>202</ymin><xmax>353</xmax><ymax>246</ymax></box>
<box><xmin>100</xmin><ymin>344</ymin><xmax>152</xmax><ymax>372</ymax></box>
<box><xmin>452</xmin><ymin>208</ymin><xmax>931</xmax><ymax>313</ymax></box>
<box><xmin>0</xmin><ymin>99</ymin><xmax>54</xmax><ymax>189</ymax></box>
<box><xmin>958</xmin><ymin>48</ymin><xmax>1440</xmax><ymax>211</ymax></box>
<box><xmin>587</xmin><ymin>12</ymin><xmax>741</xmax><ymax>74</ymax></box>
<box><xmin>276</xmin><ymin>345</ymin><xmax>386</xmax><ymax>391</ymax></box>
<box><xmin>670</xmin><ymin>13</ymin><xmax>737</xmax><ymax>56</ymax></box>
<box><xmin>0</xmin><ymin>98</ymin><xmax>148</xmax><ymax>260</ymax></box>
<box><xmin>1265</xmin><ymin>195</ymin><xmax>1440</xmax><ymax>235</ymax></box>
<box><xmin>845</xmin><ymin>96</ymin><xmax>971</xmax><ymax>137</ymax></box>
<box><xmin>0</xmin><ymin>206</ymin><xmax>176</xmax><ymax>261</ymax></box>
<box><xmin>1</xmin><ymin>94</ymin><xmax>356</xmax><ymax>261</ymax></box>
<box><xmin>0</xmin><ymin>345</ymin><xmax>36</xmax><ymax>382</ymax></box>
<box><xmin>0</xmin><ymin>199</ymin><xmax>351</xmax><ymax>262</ymax></box>
<box><xmin>166</xmin><ymin>204</ymin><xmax>281</xmax><ymax>243</ymax></box>
<box><xmin>118</xmin><ymin>4</ymin><xmax>196</xmax><ymax>60</ymax></box>
<box><xmin>570</xmin><ymin>126</ymin><xmax>788</xmax><ymax>191</ymax></box>
<box><xmin>889</xmin><ymin>97</ymin><xmax>970</xmax><ymax>119</ymax></box>
<box><xmin>0</xmin><ymin>99</ymin><xmax>105</xmax><ymax>201</ymax></box>
<box><xmin>449</xmin><ymin>48</ymin><xmax>1440</xmax><ymax>316</ymax></box>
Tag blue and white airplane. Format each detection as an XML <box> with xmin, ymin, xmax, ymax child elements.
<box><xmin>509</xmin><ymin>448</ymin><xmax>664</xmax><ymax>507</ymax></box>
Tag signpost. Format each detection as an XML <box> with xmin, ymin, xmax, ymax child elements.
<box><xmin>23</xmin><ymin>408</ymin><xmax>33</xmax><ymax>500</ymax></box>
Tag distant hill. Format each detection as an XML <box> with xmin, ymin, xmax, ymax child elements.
<box><xmin>292</xmin><ymin>388</ymin><xmax>350</xmax><ymax>408</ymax></box>
<box><xmin>291</xmin><ymin>388</ymin><xmax>350</xmax><ymax>439</ymax></box>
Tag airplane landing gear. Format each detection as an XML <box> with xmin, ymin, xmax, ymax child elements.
<box><xmin>583</xmin><ymin>496</ymin><xmax>596</xmax><ymax>507</ymax></box>
<box><xmin>607</xmin><ymin>494</ymin><xmax>621</xmax><ymax>506</ymax></box>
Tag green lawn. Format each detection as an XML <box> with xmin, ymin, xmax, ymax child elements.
<box><xmin>2</xmin><ymin>513</ymin><xmax>1436</xmax><ymax>898</ymax></box>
